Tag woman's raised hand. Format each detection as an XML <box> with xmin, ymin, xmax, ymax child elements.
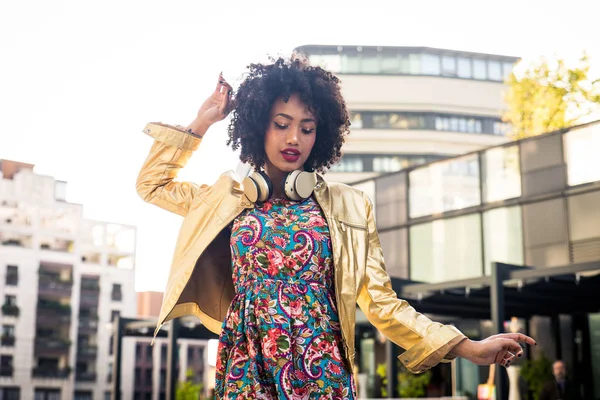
<box><xmin>187</xmin><ymin>73</ymin><xmax>234</xmax><ymax>136</ymax></box>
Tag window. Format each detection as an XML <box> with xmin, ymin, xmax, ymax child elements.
<box><xmin>503</xmin><ymin>62</ymin><xmax>514</xmax><ymax>80</ymax></box>
<box><xmin>341</xmin><ymin>54</ymin><xmax>360</xmax><ymax>73</ymax></box>
<box><xmin>0</xmin><ymin>355</ymin><xmax>14</xmax><ymax>377</ymax></box>
<box><xmin>161</xmin><ymin>344</ymin><xmax>168</xmax><ymax>360</ymax></box>
<box><xmin>483</xmin><ymin>145</ymin><xmax>521</xmax><ymax>203</ymax></box>
<box><xmin>111</xmin><ymin>284</ymin><xmax>122</xmax><ymax>301</ymax></box>
<box><xmin>34</xmin><ymin>389</ymin><xmax>61</xmax><ymax>400</ymax></box>
<box><xmin>135</xmin><ymin>367</ymin><xmax>142</xmax><ymax>384</ymax></box>
<box><xmin>111</xmin><ymin>310</ymin><xmax>120</xmax><ymax>322</ymax></box>
<box><xmin>375</xmin><ymin>173</ymin><xmax>407</xmax><ymax>229</ymax></box>
<box><xmin>473</xmin><ymin>59</ymin><xmax>487</xmax><ymax>80</ymax></box>
<box><xmin>493</xmin><ymin>121</ymin><xmax>511</xmax><ymax>136</ymax></box>
<box><xmin>410</xmin><ymin>214</ymin><xmax>483</xmax><ymax>282</ymax></box>
<box><xmin>523</xmin><ymin>199</ymin><xmax>569</xmax><ymax>267</ymax></box>
<box><xmin>488</xmin><ymin>60</ymin><xmax>502</xmax><ymax>81</ymax></box>
<box><xmin>74</xmin><ymin>391</ymin><xmax>92</xmax><ymax>400</ymax></box>
<box><xmin>380</xmin><ymin>228</ymin><xmax>408</xmax><ymax>278</ymax></box>
<box><xmin>409</xmin><ymin>154</ymin><xmax>481</xmax><ymax>218</ymax></box>
<box><xmin>0</xmin><ymin>387</ymin><xmax>20</xmax><ymax>400</ymax></box>
<box><xmin>360</xmin><ymin>54</ymin><xmax>380</xmax><ymax>73</ymax></box>
<box><xmin>381</xmin><ymin>54</ymin><xmax>400</xmax><ymax>73</ymax></box>
<box><xmin>483</xmin><ymin>207</ymin><xmax>524</xmax><ymax>275</ymax></box>
<box><xmin>568</xmin><ymin>192</ymin><xmax>600</xmax><ymax>263</ymax></box>
<box><xmin>2</xmin><ymin>324</ymin><xmax>16</xmax><ymax>347</ymax></box>
<box><xmin>329</xmin><ymin>156</ymin><xmax>364</xmax><ymax>173</ymax></box>
<box><xmin>421</xmin><ymin>54</ymin><xmax>440</xmax><ymax>75</ymax></box>
<box><xmin>146</xmin><ymin>368</ymin><xmax>153</xmax><ymax>385</ymax></box>
<box><xmin>5</xmin><ymin>265</ymin><xmax>18</xmax><ymax>285</ymax></box>
<box><xmin>564</xmin><ymin>124</ymin><xmax>600</xmax><ymax>186</ymax></box>
<box><xmin>4</xmin><ymin>295</ymin><xmax>16</xmax><ymax>306</ymax></box>
<box><xmin>160</xmin><ymin>370</ymin><xmax>166</xmax><ymax>387</ymax></box>
<box><xmin>350</xmin><ymin>112</ymin><xmax>362</xmax><ymax>129</ymax></box>
<box><xmin>441</xmin><ymin>56</ymin><xmax>457</xmax><ymax>76</ymax></box>
<box><xmin>457</xmin><ymin>57</ymin><xmax>472</xmax><ymax>78</ymax></box>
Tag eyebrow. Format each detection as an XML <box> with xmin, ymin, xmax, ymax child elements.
<box><xmin>275</xmin><ymin>113</ymin><xmax>316</xmax><ymax>123</ymax></box>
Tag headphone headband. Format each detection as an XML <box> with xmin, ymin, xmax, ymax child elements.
<box><xmin>243</xmin><ymin>169</ymin><xmax>316</xmax><ymax>203</ymax></box>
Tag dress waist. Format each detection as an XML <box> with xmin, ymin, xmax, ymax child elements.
<box><xmin>235</xmin><ymin>277</ymin><xmax>331</xmax><ymax>291</ymax></box>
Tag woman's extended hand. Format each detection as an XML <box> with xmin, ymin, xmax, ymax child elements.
<box><xmin>187</xmin><ymin>73</ymin><xmax>234</xmax><ymax>136</ymax></box>
<box><xmin>450</xmin><ymin>333</ymin><xmax>536</xmax><ymax>368</ymax></box>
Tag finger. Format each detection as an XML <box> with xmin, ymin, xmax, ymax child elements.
<box><xmin>494</xmin><ymin>348</ymin><xmax>508</xmax><ymax>364</ymax></box>
<box><xmin>501</xmin><ymin>333</ymin><xmax>537</xmax><ymax>346</ymax></box>
<box><xmin>500</xmin><ymin>338</ymin><xmax>525</xmax><ymax>356</ymax></box>
<box><xmin>220</xmin><ymin>89</ymin><xmax>232</xmax><ymax>115</ymax></box>
<box><xmin>215</xmin><ymin>72</ymin><xmax>225</xmax><ymax>92</ymax></box>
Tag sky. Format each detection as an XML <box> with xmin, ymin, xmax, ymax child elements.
<box><xmin>1</xmin><ymin>0</ymin><xmax>599</xmax><ymax>292</ymax></box>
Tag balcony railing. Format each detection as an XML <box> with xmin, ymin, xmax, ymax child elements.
<box><xmin>77</xmin><ymin>344</ymin><xmax>98</xmax><ymax>358</ymax></box>
<box><xmin>32</xmin><ymin>366</ymin><xmax>71</xmax><ymax>379</ymax></box>
<box><xmin>38</xmin><ymin>280</ymin><xmax>73</xmax><ymax>297</ymax></box>
<box><xmin>1</xmin><ymin>335</ymin><xmax>16</xmax><ymax>347</ymax></box>
<box><xmin>81</xmin><ymin>281</ymin><xmax>100</xmax><ymax>291</ymax></box>
<box><xmin>76</xmin><ymin>371</ymin><xmax>97</xmax><ymax>382</ymax></box>
<box><xmin>79</xmin><ymin>293</ymin><xmax>99</xmax><ymax>306</ymax></box>
<box><xmin>37</xmin><ymin>313</ymin><xmax>71</xmax><ymax>327</ymax></box>
<box><xmin>35</xmin><ymin>337</ymin><xmax>71</xmax><ymax>354</ymax></box>
<box><xmin>0</xmin><ymin>365</ymin><xmax>13</xmax><ymax>377</ymax></box>
<box><xmin>78</xmin><ymin>318</ymin><xmax>98</xmax><ymax>332</ymax></box>
<box><xmin>37</xmin><ymin>301</ymin><xmax>71</xmax><ymax>316</ymax></box>
<box><xmin>1</xmin><ymin>304</ymin><xmax>20</xmax><ymax>317</ymax></box>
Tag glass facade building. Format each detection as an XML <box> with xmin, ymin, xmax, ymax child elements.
<box><xmin>350</xmin><ymin>121</ymin><xmax>600</xmax><ymax>397</ymax></box>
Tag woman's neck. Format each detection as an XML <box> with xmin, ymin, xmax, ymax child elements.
<box><xmin>263</xmin><ymin>163</ymin><xmax>287</xmax><ymax>198</ymax></box>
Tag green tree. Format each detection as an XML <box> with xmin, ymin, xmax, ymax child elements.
<box><xmin>176</xmin><ymin>369</ymin><xmax>204</xmax><ymax>400</ymax></box>
<box><xmin>519</xmin><ymin>354</ymin><xmax>553</xmax><ymax>400</ymax></box>
<box><xmin>376</xmin><ymin>362</ymin><xmax>432</xmax><ymax>398</ymax></box>
<box><xmin>503</xmin><ymin>53</ymin><xmax>600</xmax><ymax>140</ymax></box>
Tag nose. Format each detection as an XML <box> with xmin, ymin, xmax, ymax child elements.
<box><xmin>286</xmin><ymin>127</ymin><xmax>299</xmax><ymax>145</ymax></box>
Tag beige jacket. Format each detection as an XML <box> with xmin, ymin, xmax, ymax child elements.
<box><xmin>136</xmin><ymin>122</ymin><xmax>466</xmax><ymax>374</ymax></box>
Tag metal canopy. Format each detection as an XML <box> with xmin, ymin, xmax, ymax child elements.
<box><xmin>392</xmin><ymin>261</ymin><xmax>600</xmax><ymax>320</ymax></box>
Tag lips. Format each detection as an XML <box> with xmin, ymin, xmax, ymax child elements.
<box><xmin>281</xmin><ymin>148</ymin><xmax>300</xmax><ymax>162</ymax></box>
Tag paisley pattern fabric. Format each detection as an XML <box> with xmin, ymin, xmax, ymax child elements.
<box><xmin>215</xmin><ymin>196</ymin><xmax>356</xmax><ymax>399</ymax></box>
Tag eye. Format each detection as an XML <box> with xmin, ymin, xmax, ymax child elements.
<box><xmin>301</xmin><ymin>128</ymin><xmax>315</xmax><ymax>134</ymax></box>
<box><xmin>273</xmin><ymin>122</ymin><xmax>288</xmax><ymax>130</ymax></box>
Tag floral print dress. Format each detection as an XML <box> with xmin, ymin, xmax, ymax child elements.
<box><xmin>215</xmin><ymin>196</ymin><xmax>356</xmax><ymax>399</ymax></box>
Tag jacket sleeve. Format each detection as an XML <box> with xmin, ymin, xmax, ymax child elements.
<box><xmin>356</xmin><ymin>194</ymin><xmax>466</xmax><ymax>374</ymax></box>
<box><xmin>136</xmin><ymin>122</ymin><xmax>211</xmax><ymax>216</ymax></box>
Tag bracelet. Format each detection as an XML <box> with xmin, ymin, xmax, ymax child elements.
<box><xmin>186</xmin><ymin>128</ymin><xmax>204</xmax><ymax>139</ymax></box>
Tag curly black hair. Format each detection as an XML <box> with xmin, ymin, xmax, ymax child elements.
<box><xmin>226</xmin><ymin>56</ymin><xmax>350</xmax><ymax>172</ymax></box>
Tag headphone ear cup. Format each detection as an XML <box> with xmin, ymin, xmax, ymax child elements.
<box><xmin>256</xmin><ymin>171</ymin><xmax>273</xmax><ymax>201</ymax></box>
<box><xmin>243</xmin><ymin>171</ymin><xmax>272</xmax><ymax>203</ymax></box>
<box><xmin>283</xmin><ymin>171</ymin><xmax>302</xmax><ymax>201</ymax></box>
<box><xmin>283</xmin><ymin>170</ymin><xmax>316</xmax><ymax>201</ymax></box>
<box><xmin>295</xmin><ymin>171</ymin><xmax>317</xmax><ymax>199</ymax></box>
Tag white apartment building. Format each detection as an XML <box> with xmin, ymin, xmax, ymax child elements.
<box><xmin>0</xmin><ymin>159</ymin><xmax>136</xmax><ymax>400</ymax></box>
<box><xmin>295</xmin><ymin>45</ymin><xmax>518</xmax><ymax>184</ymax></box>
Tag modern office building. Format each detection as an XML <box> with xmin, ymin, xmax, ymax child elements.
<box><xmin>0</xmin><ymin>159</ymin><xmax>137</xmax><ymax>400</ymax></box>
<box><xmin>295</xmin><ymin>45</ymin><xmax>518</xmax><ymax>183</ymax></box>
<box><xmin>348</xmin><ymin>121</ymin><xmax>600</xmax><ymax>398</ymax></box>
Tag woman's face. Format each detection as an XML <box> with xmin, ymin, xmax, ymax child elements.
<box><xmin>264</xmin><ymin>93</ymin><xmax>316</xmax><ymax>175</ymax></box>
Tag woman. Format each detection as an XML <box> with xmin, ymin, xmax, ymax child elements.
<box><xmin>136</xmin><ymin>56</ymin><xmax>535</xmax><ymax>399</ymax></box>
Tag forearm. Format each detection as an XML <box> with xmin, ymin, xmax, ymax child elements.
<box><xmin>185</xmin><ymin>118</ymin><xmax>211</xmax><ymax>138</ymax></box>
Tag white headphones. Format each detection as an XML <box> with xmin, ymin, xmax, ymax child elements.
<box><xmin>243</xmin><ymin>169</ymin><xmax>317</xmax><ymax>203</ymax></box>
